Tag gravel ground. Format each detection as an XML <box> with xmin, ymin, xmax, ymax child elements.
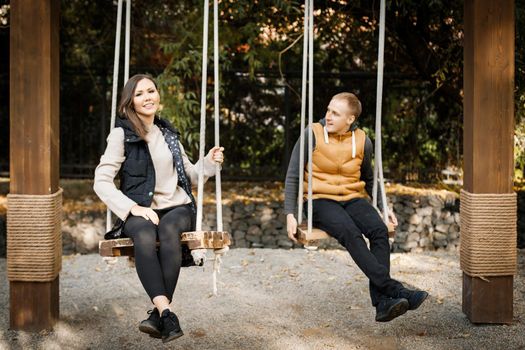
<box><xmin>1</xmin><ymin>248</ymin><xmax>524</xmax><ymax>350</ymax></box>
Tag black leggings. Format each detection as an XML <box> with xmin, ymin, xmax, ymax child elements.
<box><xmin>123</xmin><ymin>204</ymin><xmax>194</xmax><ymax>302</ymax></box>
<box><xmin>310</xmin><ymin>198</ymin><xmax>405</xmax><ymax>306</ymax></box>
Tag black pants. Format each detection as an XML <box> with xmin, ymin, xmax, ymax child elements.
<box><xmin>123</xmin><ymin>204</ymin><xmax>194</xmax><ymax>302</ymax></box>
<box><xmin>310</xmin><ymin>198</ymin><xmax>405</xmax><ymax>306</ymax></box>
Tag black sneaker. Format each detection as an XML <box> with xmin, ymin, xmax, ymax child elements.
<box><xmin>375</xmin><ymin>297</ymin><xmax>409</xmax><ymax>322</ymax></box>
<box><xmin>398</xmin><ymin>289</ymin><xmax>429</xmax><ymax>310</ymax></box>
<box><xmin>139</xmin><ymin>308</ymin><xmax>162</xmax><ymax>338</ymax></box>
<box><xmin>160</xmin><ymin>309</ymin><xmax>184</xmax><ymax>343</ymax></box>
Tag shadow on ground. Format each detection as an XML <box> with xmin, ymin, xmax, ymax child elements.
<box><xmin>1</xmin><ymin>249</ymin><xmax>524</xmax><ymax>350</ymax></box>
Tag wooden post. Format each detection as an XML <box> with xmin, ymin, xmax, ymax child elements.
<box><xmin>462</xmin><ymin>0</ymin><xmax>515</xmax><ymax>324</ymax></box>
<box><xmin>9</xmin><ymin>0</ymin><xmax>60</xmax><ymax>331</ymax></box>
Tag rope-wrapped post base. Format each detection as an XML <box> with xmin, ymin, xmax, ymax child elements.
<box><xmin>7</xmin><ymin>189</ymin><xmax>63</xmax><ymax>282</ymax></box>
<box><xmin>7</xmin><ymin>189</ymin><xmax>63</xmax><ymax>331</ymax></box>
<box><xmin>460</xmin><ymin>190</ymin><xmax>517</xmax><ymax>323</ymax></box>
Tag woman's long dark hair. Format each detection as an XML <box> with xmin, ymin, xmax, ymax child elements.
<box><xmin>118</xmin><ymin>74</ymin><xmax>158</xmax><ymax>140</ymax></box>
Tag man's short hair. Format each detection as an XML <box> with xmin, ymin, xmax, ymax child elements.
<box><xmin>332</xmin><ymin>92</ymin><xmax>362</xmax><ymax>118</ymax></box>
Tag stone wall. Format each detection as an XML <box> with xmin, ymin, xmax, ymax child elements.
<box><xmin>60</xmin><ymin>193</ymin><xmax>462</xmax><ymax>254</ymax></box>
<box><xmin>198</xmin><ymin>194</ymin><xmax>461</xmax><ymax>253</ymax></box>
<box><xmin>2</xmin><ymin>190</ymin><xmax>524</xmax><ymax>256</ymax></box>
<box><xmin>390</xmin><ymin>194</ymin><xmax>460</xmax><ymax>252</ymax></box>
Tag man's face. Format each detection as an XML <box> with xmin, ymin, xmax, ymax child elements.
<box><xmin>324</xmin><ymin>98</ymin><xmax>355</xmax><ymax>135</ymax></box>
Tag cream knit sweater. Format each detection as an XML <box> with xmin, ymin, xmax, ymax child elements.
<box><xmin>94</xmin><ymin>124</ymin><xmax>215</xmax><ymax>221</ymax></box>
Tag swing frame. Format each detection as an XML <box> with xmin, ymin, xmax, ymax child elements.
<box><xmin>294</xmin><ymin>0</ymin><xmax>396</xmax><ymax>248</ymax></box>
<box><xmin>98</xmin><ymin>0</ymin><xmax>230</xmax><ymax>259</ymax></box>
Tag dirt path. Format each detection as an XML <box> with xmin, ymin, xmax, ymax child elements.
<box><xmin>1</xmin><ymin>249</ymin><xmax>524</xmax><ymax>350</ymax></box>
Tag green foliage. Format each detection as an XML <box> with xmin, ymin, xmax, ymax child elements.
<box><xmin>150</xmin><ymin>0</ymin><xmax>469</xmax><ymax>179</ymax></box>
<box><xmin>53</xmin><ymin>0</ymin><xmax>525</xmax><ymax>181</ymax></box>
<box><xmin>515</xmin><ymin>120</ymin><xmax>525</xmax><ymax>184</ymax></box>
<box><xmin>0</xmin><ymin>3</ymin><xmax>9</xmax><ymax>27</ymax></box>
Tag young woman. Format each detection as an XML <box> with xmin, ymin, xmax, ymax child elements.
<box><xmin>284</xmin><ymin>92</ymin><xmax>428</xmax><ymax>322</ymax></box>
<box><xmin>94</xmin><ymin>74</ymin><xmax>224</xmax><ymax>343</ymax></box>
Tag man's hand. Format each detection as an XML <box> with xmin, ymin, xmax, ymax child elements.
<box><xmin>130</xmin><ymin>205</ymin><xmax>159</xmax><ymax>225</ymax></box>
<box><xmin>379</xmin><ymin>209</ymin><xmax>398</xmax><ymax>228</ymax></box>
<box><xmin>388</xmin><ymin>211</ymin><xmax>398</xmax><ymax>227</ymax></box>
<box><xmin>286</xmin><ymin>214</ymin><xmax>298</xmax><ymax>243</ymax></box>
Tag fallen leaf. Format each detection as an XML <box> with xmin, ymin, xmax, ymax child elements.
<box><xmin>190</xmin><ymin>328</ymin><xmax>207</xmax><ymax>338</ymax></box>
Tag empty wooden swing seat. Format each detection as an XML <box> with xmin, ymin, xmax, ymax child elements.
<box><xmin>99</xmin><ymin>231</ymin><xmax>231</xmax><ymax>258</ymax></box>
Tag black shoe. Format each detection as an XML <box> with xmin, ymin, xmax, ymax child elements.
<box><xmin>139</xmin><ymin>308</ymin><xmax>162</xmax><ymax>338</ymax></box>
<box><xmin>375</xmin><ymin>297</ymin><xmax>409</xmax><ymax>322</ymax></box>
<box><xmin>398</xmin><ymin>289</ymin><xmax>429</xmax><ymax>310</ymax></box>
<box><xmin>160</xmin><ymin>309</ymin><xmax>184</xmax><ymax>343</ymax></box>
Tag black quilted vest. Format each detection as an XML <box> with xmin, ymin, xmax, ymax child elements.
<box><xmin>116</xmin><ymin>116</ymin><xmax>177</xmax><ymax>206</ymax></box>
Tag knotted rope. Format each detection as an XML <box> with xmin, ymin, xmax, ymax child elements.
<box><xmin>195</xmin><ymin>0</ymin><xmax>228</xmax><ymax>295</ymax></box>
<box><xmin>212</xmin><ymin>246</ymin><xmax>229</xmax><ymax>296</ymax></box>
<box><xmin>460</xmin><ymin>190</ymin><xmax>517</xmax><ymax>279</ymax></box>
<box><xmin>189</xmin><ymin>246</ymin><xmax>229</xmax><ymax>296</ymax></box>
<box><xmin>7</xmin><ymin>188</ymin><xmax>63</xmax><ymax>282</ymax></box>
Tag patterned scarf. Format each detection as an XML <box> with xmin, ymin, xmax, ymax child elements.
<box><xmin>158</xmin><ymin>126</ymin><xmax>197</xmax><ymax>215</ymax></box>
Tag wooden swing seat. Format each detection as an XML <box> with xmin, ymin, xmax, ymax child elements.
<box><xmin>295</xmin><ymin>222</ymin><xmax>396</xmax><ymax>245</ymax></box>
<box><xmin>295</xmin><ymin>224</ymin><xmax>330</xmax><ymax>245</ymax></box>
<box><xmin>181</xmin><ymin>231</ymin><xmax>231</xmax><ymax>250</ymax></box>
<box><xmin>99</xmin><ymin>231</ymin><xmax>231</xmax><ymax>257</ymax></box>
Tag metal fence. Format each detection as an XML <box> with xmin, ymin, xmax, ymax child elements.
<box><xmin>0</xmin><ymin>67</ymin><xmax>449</xmax><ymax>183</ymax></box>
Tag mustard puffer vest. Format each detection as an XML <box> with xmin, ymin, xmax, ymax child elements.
<box><xmin>304</xmin><ymin>122</ymin><xmax>366</xmax><ymax>202</ymax></box>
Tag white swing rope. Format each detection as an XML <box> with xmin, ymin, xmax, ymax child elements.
<box><xmin>297</xmin><ymin>0</ymin><xmax>315</xmax><ymax>236</ymax></box>
<box><xmin>107</xmin><ymin>0</ymin><xmax>131</xmax><ymax>232</ymax></box>
<box><xmin>372</xmin><ymin>0</ymin><xmax>390</xmax><ymax>223</ymax></box>
<box><xmin>192</xmin><ymin>0</ymin><xmax>227</xmax><ymax>295</ymax></box>
<box><xmin>124</xmin><ymin>0</ymin><xmax>131</xmax><ymax>83</ymax></box>
<box><xmin>296</xmin><ymin>0</ymin><xmax>309</xmax><ymax>227</ymax></box>
<box><xmin>299</xmin><ymin>0</ymin><xmax>389</xmax><ymax>234</ymax></box>
<box><xmin>307</xmin><ymin>0</ymin><xmax>314</xmax><ymax>236</ymax></box>
<box><xmin>212</xmin><ymin>0</ymin><xmax>228</xmax><ymax>296</ymax></box>
<box><xmin>190</xmin><ymin>0</ymin><xmax>209</xmax><ymax>268</ymax></box>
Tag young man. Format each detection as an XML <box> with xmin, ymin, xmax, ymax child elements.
<box><xmin>284</xmin><ymin>92</ymin><xmax>428</xmax><ymax>322</ymax></box>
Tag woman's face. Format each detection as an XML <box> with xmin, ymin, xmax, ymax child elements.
<box><xmin>132</xmin><ymin>78</ymin><xmax>160</xmax><ymax>119</ymax></box>
<box><xmin>324</xmin><ymin>98</ymin><xmax>355</xmax><ymax>135</ymax></box>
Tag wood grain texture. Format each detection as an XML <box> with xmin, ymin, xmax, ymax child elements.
<box><xmin>462</xmin><ymin>0</ymin><xmax>515</xmax><ymax>324</ymax></box>
<box><xmin>296</xmin><ymin>224</ymin><xmax>330</xmax><ymax>245</ymax></box>
<box><xmin>462</xmin><ymin>274</ymin><xmax>513</xmax><ymax>324</ymax></box>
<box><xmin>99</xmin><ymin>231</ymin><xmax>232</xmax><ymax>257</ymax></box>
<box><xmin>9</xmin><ymin>0</ymin><xmax>60</xmax><ymax>331</ymax></box>
<box><xmin>10</xmin><ymin>278</ymin><xmax>59</xmax><ymax>331</ymax></box>
<box><xmin>463</xmin><ymin>0</ymin><xmax>514</xmax><ymax>194</ymax></box>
